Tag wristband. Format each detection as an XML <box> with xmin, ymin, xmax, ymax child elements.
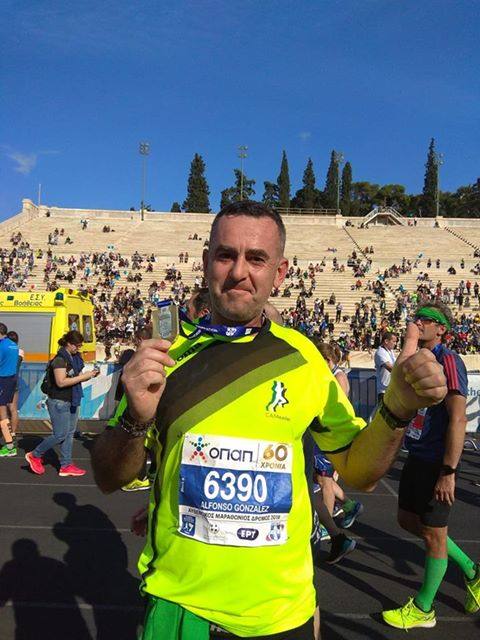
<box><xmin>440</xmin><ymin>464</ymin><xmax>457</xmax><ymax>476</ymax></box>
<box><xmin>376</xmin><ymin>397</ymin><xmax>413</xmax><ymax>431</ymax></box>
<box><xmin>118</xmin><ymin>411</ymin><xmax>156</xmax><ymax>438</ymax></box>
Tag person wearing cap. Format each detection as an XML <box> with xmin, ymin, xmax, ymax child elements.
<box><xmin>383</xmin><ymin>301</ymin><xmax>480</xmax><ymax>630</ymax></box>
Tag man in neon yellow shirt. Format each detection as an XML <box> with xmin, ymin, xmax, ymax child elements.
<box><xmin>92</xmin><ymin>201</ymin><xmax>447</xmax><ymax>640</ymax></box>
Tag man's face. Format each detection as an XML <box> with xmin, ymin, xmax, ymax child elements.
<box><xmin>384</xmin><ymin>335</ymin><xmax>397</xmax><ymax>350</ymax></box>
<box><xmin>203</xmin><ymin>215</ymin><xmax>288</xmax><ymax>325</ymax></box>
<box><xmin>414</xmin><ymin>317</ymin><xmax>445</xmax><ymax>344</ymax></box>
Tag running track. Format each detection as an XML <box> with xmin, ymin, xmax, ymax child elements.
<box><xmin>0</xmin><ymin>428</ymin><xmax>478</xmax><ymax>639</ymax></box>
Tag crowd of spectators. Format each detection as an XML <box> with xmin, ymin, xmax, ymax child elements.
<box><xmin>0</xmin><ymin>231</ymin><xmax>479</xmax><ymax>359</ymax></box>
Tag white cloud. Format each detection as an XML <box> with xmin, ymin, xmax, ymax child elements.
<box><xmin>7</xmin><ymin>151</ymin><xmax>38</xmax><ymax>175</ymax></box>
<box><xmin>1</xmin><ymin>146</ymin><xmax>60</xmax><ymax>176</ymax></box>
<box><xmin>299</xmin><ymin>131</ymin><xmax>311</xmax><ymax>141</ymax></box>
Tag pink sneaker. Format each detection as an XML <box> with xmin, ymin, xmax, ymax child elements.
<box><xmin>25</xmin><ymin>452</ymin><xmax>45</xmax><ymax>475</ymax></box>
<box><xmin>59</xmin><ymin>464</ymin><xmax>86</xmax><ymax>477</ymax></box>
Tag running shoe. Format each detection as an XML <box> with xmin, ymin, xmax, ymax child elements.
<box><xmin>121</xmin><ymin>478</ymin><xmax>151</xmax><ymax>492</ymax></box>
<box><xmin>341</xmin><ymin>501</ymin><xmax>364</xmax><ymax>529</ymax></box>
<box><xmin>332</xmin><ymin>502</ymin><xmax>344</xmax><ymax>518</ymax></box>
<box><xmin>382</xmin><ymin>598</ymin><xmax>436</xmax><ymax>629</ymax></box>
<box><xmin>25</xmin><ymin>451</ymin><xmax>45</xmax><ymax>474</ymax></box>
<box><xmin>326</xmin><ymin>533</ymin><xmax>356</xmax><ymax>565</ymax></box>
<box><xmin>319</xmin><ymin>525</ymin><xmax>331</xmax><ymax>542</ymax></box>
<box><xmin>0</xmin><ymin>445</ymin><xmax>16</xmax><ymax>457</ymax></box>
<box><xmin>465</xmin><ymin>563</ymin><xmax>480</xmax><ymax>614</ymax></box>
<box><xmin>59</xmin><ymin>464</ymin><xmax>86</xmax><ymax>477</ymax></box>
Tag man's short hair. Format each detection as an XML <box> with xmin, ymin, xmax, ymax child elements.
<box><xmin>0</xmin><ymin>323</ymin><xmax>8</xmax><ymax>336</ymax></box>
<box><xmin>211</xmin><ymin>200</ymin><xmax>286</xmax><ymax>253</ymax></box>
<box><xmin>382</xmin><ymin>331</ymin><xmax>396</xmax><ymax>343</ymax></box>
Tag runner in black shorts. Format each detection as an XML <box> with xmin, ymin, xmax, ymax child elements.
<box><xmin>383</xmin><ymin>302</ymin><xmax>480</xmax><ymax>630</ymax></box>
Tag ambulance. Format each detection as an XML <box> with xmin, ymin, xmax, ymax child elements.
<box><xmin>0</xmin><ymin>288</ymin><xmax>97</xmax><ymax>362</ymax></box>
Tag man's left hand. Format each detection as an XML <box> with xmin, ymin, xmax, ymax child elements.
<box><xmin>434</xmin><ymin>474</ymin><xmax>455</xmax><ymax>506</ymax></box>
<box><xmin>384</xmin><ymin>323</ymin><xmax>447</xmax><ymax>420</ymax></box>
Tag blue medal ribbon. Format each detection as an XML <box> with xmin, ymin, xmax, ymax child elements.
<box><xmin>156</xmin><ymin>301</ymin><xmax>264</xmax><ymax>340</ymax></box>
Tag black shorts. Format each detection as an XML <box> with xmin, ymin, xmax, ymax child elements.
<box><xmin>0</xmin><ymin>375</ymin><xmax>17</xmax><ymax>406</ymax></box>
<box><xmin>398</xmin><ymin>456</ymin><xmax>452</xmax><ymax>528</ymax></box>
<box><xmin>210</xmin><ymin>617</ymin><xmax>315</xmax><ymax>640</ymax></box>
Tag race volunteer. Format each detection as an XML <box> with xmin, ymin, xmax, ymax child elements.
<box><xmin>92</xmin><ymin>202</ymin><xmax>447</xmax><ymax>640</ymax></box>
<box><xmin>383</xmin><ymin>303</ymin><xmax>479</xmax><ymax>630</ymax></box>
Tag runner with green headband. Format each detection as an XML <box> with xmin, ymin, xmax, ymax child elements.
<box><xmin>383</xmin><ymin>302</ymin><xmax>479</xmax><ymax>630</ymax></box>
<box><xmin>415</xmin><ymin>306</ymin><xmax>452</xmax><ymax>330</ymax></box>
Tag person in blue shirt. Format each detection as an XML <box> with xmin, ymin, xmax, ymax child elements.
<box><xmin>0</xmin><ymin>322</ymin><xmax>20</xmax><ymax>457</ymax></box>
<box><xmin>0</xmin><ymin>322</ymin><xmax>18</xmax><ymax>457</ymax></box>
<box><xmin>383</xmin><ymin>302</ymin><xmax>480</xmax><ymax>630</ymax></box>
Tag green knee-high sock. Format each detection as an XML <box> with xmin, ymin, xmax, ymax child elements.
<box><xmin>447</xmin><ymin>537</ymin><xmax>476</xmax><ymax>580</ymax></box>
<box><xmin>415</xmin><ymin>556</ymin><xmax>448</xmax><ymax>612</ymax></box>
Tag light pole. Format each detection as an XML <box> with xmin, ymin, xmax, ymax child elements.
<box><xmin>433</xmin><ymin>151</ymin><xmax>444</xmax><ymax>218</ymax></box>
<box><xmin>238</xmin><ymin>145</ymin><xmax>248</xmax><ymax>200</ymax></box>
<box><xmin>139</xmin><ymin>141</ymin><xmax>150</xmax><ymax>221</ymax></box>
<box><xmin>333</xmin><ymin>150</ymin><xmax>344</xmax><ymax>212</ymax></box>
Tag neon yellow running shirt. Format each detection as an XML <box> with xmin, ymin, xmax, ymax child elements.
<box><xmin>117</xmin><ymin>319</ymin><xmax>365</xmax><ymax>636</ymax></box>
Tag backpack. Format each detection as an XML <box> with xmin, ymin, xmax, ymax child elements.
<box><xmin>40</xmin><ymin>354</ymin><xmax>70</xmax><ymax>395</ymax></box>
<box><xmin>40</xmin><ymin>360</ymin><xmax>54</xmax><ymax>395</ymax></box>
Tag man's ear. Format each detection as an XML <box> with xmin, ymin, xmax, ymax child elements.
<box><xmin>273</xmin><ymin>257</ymin><xmax>289</xmax><ymax>289</ymax></box>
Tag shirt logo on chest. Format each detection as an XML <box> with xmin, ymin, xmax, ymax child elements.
<box><xmin>266</xmin><ymin>381</ymin><xmax>289</xmax><ymax>413</ymax></box>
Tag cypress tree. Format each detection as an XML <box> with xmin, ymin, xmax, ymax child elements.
<box><xmin>170</xmin><ymin>202</ymin><xmax>181</xmax><ymax>212</ymax></box>
<box><xmin>324</xmin><ymin>150</ymin><xmax>339</xmax><ymax>209</ymax></box>
<box><xmin>292</xmin><ymin>158</ymin><xmax>318</xmax><ymax>209</ymax></box>
<box><xmin>277</xmin><ymin>151</ymin><xmax>291</xmax><ymax>209</ymax></box>
<box><xmin>340</xmin><ymin>161</ymin><xmax>352</xmax><ymax>216</ymax></box>
<box><xmin>183</xmin><ymin>153</ymin><xmax>211</xmax><ymax>212</ymax></box>
<box><xmin>422</xmin><ymin>138</ymin><xmax>438</xmax><ymax>217</ymax></box>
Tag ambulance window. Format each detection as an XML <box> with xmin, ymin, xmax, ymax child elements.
<box><xmin>68</xmin><ymin>314</ymin><xmax>80</xmax><ymax>332</ymax></box>
<box><xmin>83</xmin><ymin>316</ymin><xmax>93</xmax><ymax>343</ymax></box>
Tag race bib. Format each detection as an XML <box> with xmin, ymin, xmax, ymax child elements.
<box><xmin>406</xmin><ymin>408</ymin><xmax>428</xmax><ymax>440</ymax></box>
<box><xmin>178</xmin><ymin>435</ymin><xmax>293</xmax><ymax>547</ymax></box>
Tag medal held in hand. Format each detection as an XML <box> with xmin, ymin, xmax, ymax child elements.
<box><xmin>152</xmin><ymin>300</ymin><xmax>180</xmax><ymax>343</ymax></box>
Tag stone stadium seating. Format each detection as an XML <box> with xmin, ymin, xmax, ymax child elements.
<box><xmin>1</xmin><ymin>201</ymin><xmax>480</xmax><ymax>343</ymax></box>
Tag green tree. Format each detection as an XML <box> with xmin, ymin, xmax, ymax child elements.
<box><xmin>376</xmin><ymin>184</ymin><xmax>408</xmax><ymax>211</ymax></box>
<box><xmin>349</xmin><ymin>182</ymin><xmax>380</xmax><ymax>217</ymax></box>
<box><xmin>277</xmin><ymin>151</ymin><xmax>291</xmax><ymax>209</ymax></box>
<box><xmin>220</xmin><ymin>169</ymin><xmax>256</xmax><ymax>208</ymax></box>
<box><xmin>340</xmin><ymin>161</ymin><xmax>352</xmax><ymax>216</ymax></box>
<box><xmin>262</xmin><ymin>181</ymin><xmax>279</xmax><ymax>207</ymax></box>
<box><xmin>324</xmin><ymin>150</ymin><xmax>339</xmax><ymax>209</ymax></box>
<box><xmin>170</xmin><ymin>202</ymin><xmax>181</xmax><ymax>212</ymax></box>
<box><xmin>182</xmin><ymin>153</ymin><xmax>211</xmax><ymax>212</ymax></box>
<box><xmin>422</xmin><ymin>138</ymin><xmax>438</xmax><ymax>217</ymax></box>
<box><xmin>291</xmin><ymin>158</ymin><xmax>321</xmax><ymax>209</ymax></box>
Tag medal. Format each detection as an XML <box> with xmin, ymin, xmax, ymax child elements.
<box><xmin>152</xmin><ymin>301</ymin><xmax>180</xmax><ymax>343</ymax></box>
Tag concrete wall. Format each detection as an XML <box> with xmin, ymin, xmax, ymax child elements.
<box><xmin>9</xmin><ymin>200</ymin><xmax>480</xmax><ymax>230</ymax></box>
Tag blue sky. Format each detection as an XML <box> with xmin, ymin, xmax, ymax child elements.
<box><xmin>1</xmin><ymin>1</ymin><xmax>479</xmax><ymax>219</ymax></box>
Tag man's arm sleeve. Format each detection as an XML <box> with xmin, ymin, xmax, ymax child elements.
<box><xmin>443</xmin><ymin>353</ymin><xmax>468</xmax><ymax>397</ymax></box>
<box><xmin>309</xmin><ymin>366</ymin><xmax>366</xmax><ymax>455</ymax></box>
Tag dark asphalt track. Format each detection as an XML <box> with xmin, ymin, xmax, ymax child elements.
<box><xmin>0</xmin><ymin>431</ymin><xmax>478</xmax><ymax>640</ymax></box>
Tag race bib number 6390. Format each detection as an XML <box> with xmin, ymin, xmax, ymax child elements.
<box><xmin>178</xmin><ymin>435</ymin><xmax>293</xmax><ymax>547</ymax></box>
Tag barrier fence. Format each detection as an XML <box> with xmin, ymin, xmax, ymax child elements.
<box><xmin>15</xmin><ymin>364</ymin><xmax>480</xmax><ymax>433</ymax></box>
